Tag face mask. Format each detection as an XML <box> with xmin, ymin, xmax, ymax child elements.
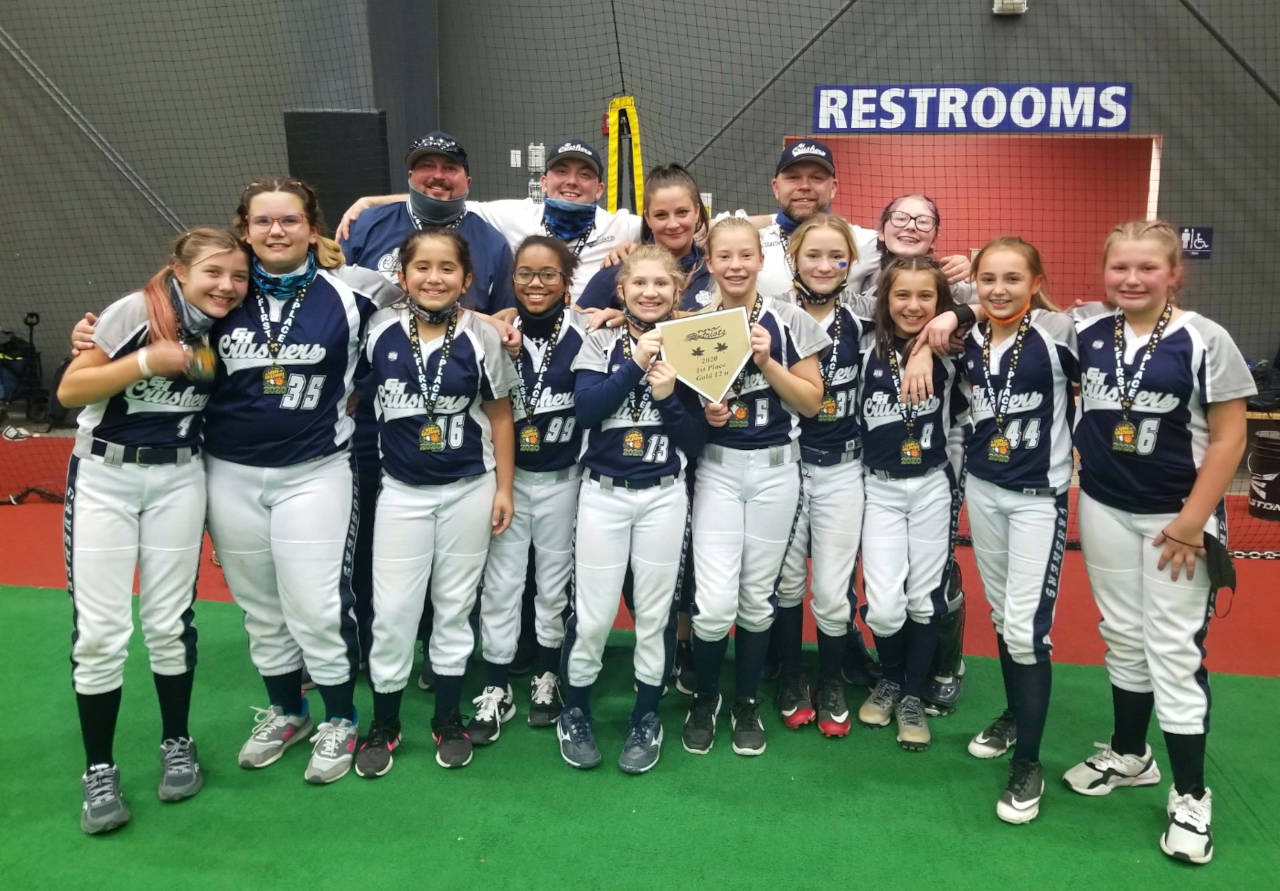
<box><xmin>408</xmin><ymin>181</ymin><xmax>467</xmax><ymax>227</ymax></box>
<box><xmin>775</xmin><ymin>208</ymin><xmax>802</xmax><ymax>235</ymax></box>
<box><xmin>542</xmin><ymin>197</ymin><xmax>596</xmax><ymax>241</ymax></box>
<box><xmin>792</xmin><ymin>273</ymin><xmax>846</xmax><ymax>306</ymax></box>
<box><xmin>169</xmin><ymin>277</ymin><xmax>216</xmax><ymax>337</ymax></box>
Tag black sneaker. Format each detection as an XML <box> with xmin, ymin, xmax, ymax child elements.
<box><xmin>467</xmin><ymin>684</ymin><xmax>516</xmax><ymax>745</ymax></box>
<box><xmin>354</xmin><ymin>720</ymin><xmax>401</xmax><ymax>778</ymax></box>
<box><xmin>968</xmin><ymin>710</ymin><xmax>1017</xmax><ymax>759</ymax></box>
<box><xmin>557</xmin><ymin>707</ymin><xmax>602</xmax><ymax>769</ymax></box>
<box><xmin>618</xmin><ymin>711</ymin><xmax>663</xmax><ymax>774</ymax></box>
<box><xmin>997</xmin><ymin>759</ymin><xmax>1044</xmax><ymax>824</ymax></box>
<box><xmin>432</xmin><ymin>714</ymin><xmax>473</xmax><ymax>769</ymax></box>
<box><xmin>777</xmin><ymin>672</ymin><xmax>815</xmax><ymax>730</ymax></box>
<box><xmin>924</xmin><ymin>658</ymin><xmax>966</xmax><ymax>717</ymax></box>
<box><xmin>528</xmin><ymin>671</ymin><xmax>563</xmax><ymax>727</ymax></box>
<box><xmin>730</xmin><ymin>698</ymin><xmax>767</xmax><ymax>756</ymax></box>
<box><xmin>682</xmin><ymin>693</ymin><xmax>722</xmax><ymax>755</ymax></box>
<box><xmin>815</xmin><ymin>679</ymin><xmax>851</xmax><ymax>738</ymax></box>
<box><xmin>672</xmin><ymin>640</ymin><xmax>697</xmax><ymax>696</ymax></box>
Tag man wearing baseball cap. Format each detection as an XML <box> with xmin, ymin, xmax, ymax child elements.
<box><xmin>337</xmin><ymin>137</ymin><xmax>641</xmax><ymax>302</ymax></box>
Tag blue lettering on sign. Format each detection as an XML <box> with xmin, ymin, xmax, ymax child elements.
<box><xmin>1180</xmin><ymin>226</ymin><xmax>1212</xmax><ymax>259</ymax></box>
<box><xmin>812</xmin><ymin>83</ymin><xmax>1132</xmax><ymax>133</ymax></box>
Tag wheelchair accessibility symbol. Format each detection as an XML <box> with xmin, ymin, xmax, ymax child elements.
<box><xmin>1180</xmin><ymin>226</ymin><xmax>1212</xmax><ymax>259</ymax></box>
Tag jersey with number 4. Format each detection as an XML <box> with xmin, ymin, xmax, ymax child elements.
<box><xmin>1076</xmin><ymin>309</ymin><xmax>1255</xmax><ymax>514</ymax></box>
<box><xmin>510</xmin><ymin>310</ymin><xmax>589</xmax><ymax>472</ymax></box>
<box><xmin>859</xmin><ymin>335</ymin><xmax>963</xmax><ymax>475</ymax></box>
<box><xmin>961</xmin><ymin>309</ymin><xmax>1078</xmax><ymax>492</ymax></box>
<box><xmin>75</xmin><ymin>290</ymin><xmax>211</xmax><ymax>450</ymax></box>
<box><xmin>798</xmin><ymin>298</ymin><xmax>871</xmax><ymax>456</ymax></box>
<box><xmin>366</xmin><ymin>307</ymin><xmax>516</xmax><ymax>486</ymax></box>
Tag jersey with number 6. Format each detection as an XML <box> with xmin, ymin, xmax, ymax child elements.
<box><xmin>1075</xmin><ymin>308</ymin><xmax>1255</xmax><ymax>514</ymax></box>
<box><xmin>365</xmin><ymin>307</ymin><xmax>516</xmax><ymax>486</ymax></box>
<box><xmin>961</xmin><ymin>309</ymin><xmax>1078</xmax><ymax>492</ymax></box>
<box><xmin>858</xmin><ymin>334</ymin><xmax>964</xmax><ymax>475</ymax></box>
<box><xmin>75</xmin><ymin>290</ymin><xmax>212</xmax><ymax>450</ymax></box>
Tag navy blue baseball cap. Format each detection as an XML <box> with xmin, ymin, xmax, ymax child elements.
<box><xmin>547</xmin><ymin>139</ymin><xmax>603</xmax><ymax>179</ymax></box>
<box><xmin>776</xmin><ymin>139</ymin><xmax>835</xmax><ymax>175</ymax></box>
<box><xmin>406</xmin><ymin>130</ymin><xmax>469</xmax><ymax>172</ymax></box>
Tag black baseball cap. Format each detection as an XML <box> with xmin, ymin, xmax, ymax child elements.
<box><xmin>406</xmin><ymin>131</ymin><xmax>469</xmax><ymax>172</ymax></box>
<box><xmin>546</xmin><ymin>140</ymin><xmax>603</xmax><ymax>179</ymax></box>
<box><xmin>776</xmin><ymin>139</ymin><xmax>835</xmax><ymax>175</ymax></box>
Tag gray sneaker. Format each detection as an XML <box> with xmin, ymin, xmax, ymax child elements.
<box><xmin>157</xmin><ymin>737</ymin><xmax>204</xmax><ymax>801</ymax></box>
<box><xmin>618</xmin><ymin>712</ymin><xmax>663</xmax><ymax>774</ymax></box>
<box><xmin>238</xmin><ymin>704</ymin><xmax>315</xmax><ymax>769</ymax></box>
<box><xmin>304</xmin><ymin>717</ymin><xmax>358</xmax><ymax>784</ymax></box>
<box><xmin>857</xmin><ymin>678</ymin><xmax>902</xmax><ymax>728</ymax></box>
<box><xmin>895</xmin><ymin>694</ymin><xmax>931</xmax><ymax>751</ymax></box>
<box><xmin>557</xmin><ymin>707</ymin><xmax>602</xmax><ymax>769</ymax></box>
<box><xmin>81</xmin><ymin>764</ymin><xmax>130</xmax><ymax>834</ymax></box>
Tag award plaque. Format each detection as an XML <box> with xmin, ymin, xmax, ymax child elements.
<box><xmin>656</xmin><ymin>307</ymin><xmax>752</xmax><ymax>403</ymax></box>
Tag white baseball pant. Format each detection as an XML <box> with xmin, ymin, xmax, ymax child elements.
<box><xmin>480</xmin><ymin>466</ymin><xmax>579</xmax><ymax>661</ymax></box>
<box><xmin>1078</xmin><ymin>491</ymin><xmax>1217</xmax><ymax>735</ymax></box>
<box><xmin>777</xmin><ymin>456</ymin><xmax>864</xmax><ymax>636</ymax></box>
<box><xmin>567</xmin><ymin>474</ymin><xmax>686</xmax><ymax>688</ymax></box>
<box><xmin>65</xmin><ymin>453</ymin><xmax>204</xmax><ymax>694</ymax></box>
<box><xmin>205</xmin><ymin>451</ymin><xmax>358</xmax><ymax>686</ymax></box>
<box><xmin>369</xmin><ymin>471</ymin><xmax>496</xmax><ymax>691</ymax></box>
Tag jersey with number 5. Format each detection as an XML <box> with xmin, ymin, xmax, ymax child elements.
<box><xmin>1075</xmin><ymin>308</ymin><xmax>1254</xmax><ymax>514</ymax></box>
<box><xmin>962</xmin><ymin>309</ymin><xmax>1078</xmax><ymax>493</ymax></box>
<box><xmin>858</xmin><ymin>334</ymin><xmax>962</xmax><ymax>476</ymax></box>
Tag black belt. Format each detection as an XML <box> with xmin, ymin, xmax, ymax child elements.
<box><xmin>584</xmin><ymin>468</ymin><xmax>678</xmax><ymax>491</ymax></box>
<box><xmin>90</xmin><ymin>439</ymin><xmax>198</xmax><ymax>466</ymax></box>
<box><xmin>802</xmin><ymin>445</ymin><xmax>861</xmax><ymax>467</ymax></box>
<box><xmin>868</xmin><ymin>464</ymin><xmax>939</xmax><ymax>482</ymax></box>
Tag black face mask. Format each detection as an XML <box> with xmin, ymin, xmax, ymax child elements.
<box><xmin>408</xmin><ymin>181</ymin><xmax>467</xmax><ymax>227</ymax></box>
<box><xmin>517</xmin><ymin>297</ymin><xmax>566</xmax><ymax>338</ymax></box>
<box><xmin>792</xmin><ymin>273</ymin><xmax>847</xmax><ymax>306</ymax></box>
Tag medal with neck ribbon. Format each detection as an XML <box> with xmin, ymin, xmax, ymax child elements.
<box><xmin>1110</xmin><ymin>300</ymin><xmax>1173</xmax><ymax>453</ymax></box>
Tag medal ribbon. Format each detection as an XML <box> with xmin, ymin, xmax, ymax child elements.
<box><xmin>407</xmin><ymin>309</ymin><xmax>459</xmax><ymax>423</ymax></box>
<box><xmin>514</xmin><ymin>310</ymin><xmax>564</xmax><ymax>420</ymax></box>
<box><xmin>885</xmin><ymin>341</ymin><xmax>919</xmax><ymax>437</ymax></box>
<box><xmin>729</xmin><ymin>295</ymin><xmax>765</xmax><ymax>397</ymax></box>
<box><xmin>542</xmin><ymin>219</ymin><xmax>596</xmax><ymax>258</ymax></box>
<box><xmin>254</xmin><ymin>280</ymin><xmax>311</xmax><ymax>362</ymax></box>
<box><xmin>1112</xmin><ymin>301</ymin><xmax>1173</xmax><ymax>422</ymax></box>
<box><xmin>819</xmin><ymin>306</ymin><xmax>843</xmax><ymax>395</ymax></box>
<box><xmin>980</xmin><ymin>311</ymin><xmax>1032</xmax><ymax>435</ymax></box>
<box><xmin>619</xmin><ymin>331</ymin><xmax>655</xmax><ymax>424</ymax></box>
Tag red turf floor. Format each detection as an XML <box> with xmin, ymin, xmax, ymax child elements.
<box><xmin>3</xmin><ymin>501</ymin><xmax>1275</xmax><ymax>677</ymax></box>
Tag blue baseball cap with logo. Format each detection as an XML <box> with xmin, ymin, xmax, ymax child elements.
<box><xmin>547</xmin><ymin>139</ymin><xmax>604</xmax><ymax>179</ymax></box>
<box><xmin>406</xmin><ymin>130</ymin><xmax>469</xmax><ymax>172</ymax></box>
<box><xmin>776</xmin><ymin>139</ymin><xmax>836</xmax><ymax>175</ymax></box>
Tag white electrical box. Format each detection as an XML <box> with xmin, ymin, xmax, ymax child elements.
<box><xmin>992</xmin><ymin>0</ymin><xmax>1028</xmax><ymax>14</ymax></box>
<box><xmin>509</xmin><ymin>150</ymin><xmax>522</xmax><ymax>168</ymax></box>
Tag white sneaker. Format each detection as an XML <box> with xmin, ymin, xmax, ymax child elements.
<box><xmin>1062</xmin><ymin>742</ymin><xmax>1161</xmax><ymax>796</ymax></box>
<box><xmin>1160</xmin><ymin>786</ymin><xmax>1213</xmax><ymax>864</ymax></box>
<box><xmin>304</xmin><ymin>717</ymin><xmax>358</xmax><ymax>784</ymax></box>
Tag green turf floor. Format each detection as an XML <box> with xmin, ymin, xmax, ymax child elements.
<box><xmin>2</xmin><ymin>585</ymin><xmax>1276</xmax><ymax>888</ymax></box>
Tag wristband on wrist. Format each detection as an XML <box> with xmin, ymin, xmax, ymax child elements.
<box><xmin>136</xmin><ymin>347</ymin><xmax>154</xmax><ymax>378</ymax></box>
<box><xmin>952</xmin><ymin>304</ymin><xmax>976</xmax><ymax>327</ymax></box>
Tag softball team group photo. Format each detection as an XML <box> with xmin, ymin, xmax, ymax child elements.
<box><xmin>59</xmin><ymin>133</ymin><xmax>1254</xmax><ymax>868</ymax></box>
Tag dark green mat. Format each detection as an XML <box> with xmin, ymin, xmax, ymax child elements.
<box><xmin>2</xmin><ymin>585</ymin><xmax>1275</xmax><ymax>888</ymax></box>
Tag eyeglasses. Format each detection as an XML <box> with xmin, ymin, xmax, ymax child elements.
<box><xmin>514</xmin><ymin>268</ymin><xmax>565</xmax><ymax>285</ymax></box>
<box><xmin>886</xmin><ymin>211</ymin><xmax>937</xmax><ymax>232</ymax></box>
<box><xmin>248</xmin><ymin>214</ymin><xmax>307</xmax><ymax>230</ymax></box>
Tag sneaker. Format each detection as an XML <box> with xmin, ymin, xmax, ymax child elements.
<box><xmin>1062</xmin><ymin>742</ymin><xmax>1161</xmax><ymax>796</ymax></box>
<box><xmin>80</xmin><ymin>764</ymin><xmax>130</xmax><ymax>834</ymax></box>
<box><xmin>238</xmin><ymin>703</ymin><xmax>315</xmax><ymax>769</ymax></box>
<box><xmin>997</xmin><ymin>759</ymin><xmax>1044</xmax><ymax>824</ymax></box>
<box><xmin>730</xmin><ymin>698</ymin><xmax>767</xmax><ymax>756</ymax></box>
<box><xmin>777</xmin><ymin>673</ymin><xmax>816</xmax><ymax>730</ymax></box>
<box><xmin>157</xmin><ymin>737</ymin><xmax>203</xmax><ymax>801</ymax></box>
<box><xmin>857</xmin><ymin>678</ymin><xmax>902</xmax><ymax>728</ymax></box>
<box><xmin>432</xmin><ymin>714</ymin><xmax>474</xmax><ymax>769</ymax></box>
<box><xmin>467</xmin><ymin>684</ymin><xmax>516</xmax><ymax>745</ymax></box>
<box><xmin>417</xmin><ymin>663</ymin><xmax>435</xmax><ymax>691</ymax></box>
<box><xmin>1160</xmin><ymin>786</ymin><xmax>1214</xmax><ymax>864</ymax></box>
<box><xmin>528</xmin><ymin>672</ymin><xmax>563</xmax><ymax>727</ymax></box>
<box><xmin>556</xmin><ymin>706</ymin><xmax>602</xmax><ymax>769</ymax></box>
<box><xmin>682</xmin><ymin>693</ymin><xmax>722</xmax><ymax>755</ymax></box>
<box><xmin>923</xmin><ymin>658</ymin><xmax>965</xmax><ymax>716</ymax></box>
<box><xmin>895</xmin><ymin>695</ymin><xmax>930</xmax><ymax>751</ymax></box>
<box><xmin>672</xmin><ymin>640</ymin><xmax>697</xmax><ymax>696</ymax></box>
<box><xmin>304</xmin><ymin>717</ymin><xmax>358</xmax><ymax>784</ymax></box>
<box><xmin>354</xmin><ymin>720</ymin><xmax>401</xmax><ymax>779</ymax></box>
<box><xmin>816</xmin><ymin>679</ymin><xmax>851</xmax><ymax>737</ymax></box>
<box><xmin>618</xmin><ymin>711</ymin><xmax>663</xmax><ymax>774</ymax></box>
<box><xmin>968</xmin><ymin>710</ymin><xmax>1017</xmax><ymax>759</ymax></box>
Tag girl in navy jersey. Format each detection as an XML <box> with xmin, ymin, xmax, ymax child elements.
<box><xmin>355</xmin><ymin>229</ymin><xmax>516</xmax><ymax>776</ymax></box>
<box><xmin>557</xmin><ymin>245</ymin><xmax>707</xmax><ymax>772</ymax></box>
<box><xmin>682</xmin><ymin>217</ymin><xmax>829</xmax><ymax>758</ymax></box>
<box><xmin>856</xmin><ymin>255</ymin><xmax>964</xmax><ymax>752</ymax></box>
<box><xmin>957</xmin><ymin>237</ymin><xmax>1077</xmax><ymax>824</ymax></box>
<box><xmin>470</xmin><ymin>236</ymin><xmax>587</xmax><ymax>744</ymax></box>
<box><xmin>57</xmin><ymin>228</ymin><xmax>249</xmax><ymax>833</ymax></box>
<box><xmin>1063</xmin><ymin>220</ymin><xmax>1253</xmax><ymax>864</ymax></box>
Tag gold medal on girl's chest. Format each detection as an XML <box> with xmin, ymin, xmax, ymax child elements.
<box><xmin>419</xmin><ymin>422</ymin><xmax>444</xmax><ymax>452</ymax></box>
<box><xmin>1111</xmin><ymin>420</ymin><xmax>1137</xmax><ymax>453</ymax></box>
<box><xmin>262</xmin><ymin>365</ymin><xmax>287</xmax><ymax>395</ymax></box>
<box><xmin>519</xmin><ymin>424</ymin><xmax>541</xmax><ymax>453</ymax></box>
<box><xmin>622</xmin><ymin>428</ymin><xmax>645</xmax><ymax>457</ymax></box>
<box><xmin>727</xmin><ymin>398</ymin><xmax>749</xmax><ymax>428</ymax></box>
<box><xmin>987</xmin><ymin>433</ymin><xmax>1011</xmax><ymax>463</ymax></box>
<box><xmin>900</xmin><ymin>437</ymin><xmax>922</xmax><ymax>465</ymax></box>
<box><xmin>818</xmin><ymin>394</ymin><xmax>838</xmax><ymax>422</ymax></box>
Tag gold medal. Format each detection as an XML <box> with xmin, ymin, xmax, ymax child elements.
<box><xmin>418</xmin><ymin>422</ymin><xmax>445</xmax><ymax>452</ymax></box>
<box><xmin>185</xmin><ymin>344</ymin><xmax>216</xmax><ymax>381</ymax></box>
<box><xmin>622</xmin><ymin>428</ymin><xmax>645</xmax><ymax>457</ymax></box>
<box><xmin>900</xmin><ymin>437</ymin><xmax>922</xmax><ymax>465</ymax></box>
<box><xmin>987</xmin><ymin>433</ymin><xmax>1011</xmax><ymax>463</ymax></box>
<box><xmin>818</xmin><ymin>395</ymin><xmax>838</xmax><ymax>422</ymax></box>
<box><xmin>519</xmin><ymin>424</ymin><xmax>541</xmax><ymax>453</ymax></box>
<box><xmin>727</xmin><ymin>399</ymin><xmax>749</xmax><ymax>428</ymax></box>
<box><xmin>1111</xmin><ymin>419</ymin><xmax>1137</xmax><ymax>453</ymax></box>
<box><xmin>262</xmin><ymin>364</ymin><xmax>287</xmax><ymax>395</ymax></box>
